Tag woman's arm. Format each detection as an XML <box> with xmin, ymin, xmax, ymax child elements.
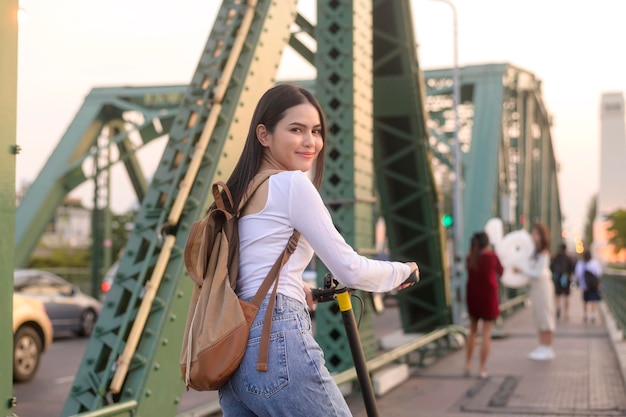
<box><xmin>574</xmin><ymin>261</ymin><xmax>585</xmax><ymax>288</ymax></box>
<box><xmin>288</xmin><ymin>172</ymin><xmax>413</xmax><ymax>292</ymax></box>
<box><xmin>516</xmin><ymin>251</ymin><xmax>549</xmax><ymax>279</ymax></box>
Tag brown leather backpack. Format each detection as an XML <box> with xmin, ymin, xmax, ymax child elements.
<box><xmin>180</xmin><ymin>171</ymin><xmax>299</xmax><ymax>391</ymax></box>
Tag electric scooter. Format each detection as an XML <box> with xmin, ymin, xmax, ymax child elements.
<box><xmin>311</xmin><ymin>271</ymin><xmax>418</xmax><ymax>417</ymax></box>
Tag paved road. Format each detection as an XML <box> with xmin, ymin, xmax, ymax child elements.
<box><xmin>13</xmin><ymin>334</ymin><xmax>85</xmax><ymax>417</ymax></box>
<box><xmin>11</xmin><ymin>331</ymin><xmax>217</xmax><ymax>417</ymax></box>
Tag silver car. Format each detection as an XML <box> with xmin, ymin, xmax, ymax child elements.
<box><xmin>14</xmin><ymin>269</ymin><xmax>101</xmax><ymax>337</ymax></box>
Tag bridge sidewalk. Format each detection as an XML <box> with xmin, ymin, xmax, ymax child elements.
<box><xmin>346</xmin><ymin>288</ymin><xmax>626</xmax><ymax>417</ymax></box>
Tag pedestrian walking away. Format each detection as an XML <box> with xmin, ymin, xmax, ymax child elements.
<box><xmin>550</xmin><ymin>243</ymin><xmax>575</xmax><ymax>320</ymax></box>
<box><xmin>464</xmin><ymin>232</ymin><xmax>503</xmax><ymax>379</ymax></box>
<box><xmin>574</xmin><ymin>250</ymin><xmax>602</xmax><ymax>324</ymax></box>
<box><xmin>214</xmin><ymin>84</ymin><xmax>418</xmax><ymax>417</ymax></box>
<box><xmin>514</xmin><ymin>223</ymin><xmax>556</xmax><ymax>361</ymax></box>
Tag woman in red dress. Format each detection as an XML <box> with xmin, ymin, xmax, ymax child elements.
<box><xmin>464</xmin><ymin>232</ymin><xmax>503</xmax><ymax>378</ymax></box>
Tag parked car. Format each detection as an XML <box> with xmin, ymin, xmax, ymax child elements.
<box><xmin>14</xmin><ymin>269</ymin><xmax>102</xmax><ymax>337</ymax></box>
<box><xmin>13</xmin><ymin>293</ymin><xmax>53</xmax><ymax>382</ymax></box>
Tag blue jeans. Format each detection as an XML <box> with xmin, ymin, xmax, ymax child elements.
<box><xmin>219</xmin><ymin>294</ymin><xmax>351</xmax><ymax>416</ymax></box>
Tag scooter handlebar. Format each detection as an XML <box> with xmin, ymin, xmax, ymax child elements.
<box><xmin>401</xmin><ymin>270</ymin><xmax>419</xmax><ymax>286</ymax></box>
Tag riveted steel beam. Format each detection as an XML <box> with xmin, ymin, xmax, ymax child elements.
<box><xmin>372</xmin><ymin>0</ymin><xmax>450</xmax><ymax>332</ymax></box>
<box><xmin>314</xmin><ymin>0</ymin><xmax>379</xmax><ymax>372</ymax></box>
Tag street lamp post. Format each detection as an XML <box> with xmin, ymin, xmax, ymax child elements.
<box><xmin>428</xmin><ymin>0</ymin><xmax>464</xmax><ymax>325</ymax></box>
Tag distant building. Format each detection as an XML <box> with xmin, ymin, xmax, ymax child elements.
<box><xmin>594</xmin><ymin>92</ymin><xmax>626</xmax><ymax>263</ymax></box>
<box><xmin>40</xmin><ymin>197</ymin><xmax>92</xmax><ymax>249</ymax></box>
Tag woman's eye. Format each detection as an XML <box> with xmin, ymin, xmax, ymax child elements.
<box><xmin>312</xmin><ymin>129</ymin><xmax>321</xmax><ymax>135</ymax></box>
<box><xmin>291</xmin><ymin>128</ymin><xmax>302</xmax><ymax>133</ymax></box>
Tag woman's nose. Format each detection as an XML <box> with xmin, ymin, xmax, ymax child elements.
<box><xmin>302</xmin><ymin>131</ymin><xmax>314</xmax><ymax>146</ymax></box>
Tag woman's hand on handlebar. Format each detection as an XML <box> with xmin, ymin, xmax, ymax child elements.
<box><xmin>397</xmin><ymin>262</ymin><xmax>419</xmax><ymax>290</ymax></box>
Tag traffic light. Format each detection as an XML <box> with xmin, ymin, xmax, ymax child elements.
<box><xmin>441</xmin><ymin>213</ymin><xmax>454</xmax><ymax>228</ymax></box>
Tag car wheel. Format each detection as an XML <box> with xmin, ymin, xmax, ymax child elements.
<box><xmin>13</xmin><ymin>325</ymin><xmax>43</xmax><ymax>383</ymax></box>
<box><xmin>78</xmin><ymin>309</ymin><xmax>97</xmax><ymax>337</ymax></box>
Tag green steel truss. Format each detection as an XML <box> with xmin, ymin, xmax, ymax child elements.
<box><xmin>424</xmin><ymin>63</ymin><xmax>562</xmax><ymax>249</ymax></box>
<box><xmin>62</xmin><ymin>1</ymin><xmax>299</xmax><ymax>415</ymax></box>
<box><xmin>372</xmin><ymin>0</ymin><xmax>450</xmax><ymax>332</ymax></box>
<box><xmin>314</xmin><ymin>0</ymin><xmax>379</xmax><ymax>372</ymax></box>
<box><xmin>292</xmin><ymin>0</ymin><xmax>451</xmax><ymax>355</ymax></box>
<box><xmin>15</xmin><ymin>85</ymin><xmax>186</xmax><ymax>268</ymax></box>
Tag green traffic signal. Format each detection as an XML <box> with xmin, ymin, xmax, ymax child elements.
<box><xmin>441</xmin><ymin>213</ymin><xmax>454</xmax><ymax>228</ymax></box>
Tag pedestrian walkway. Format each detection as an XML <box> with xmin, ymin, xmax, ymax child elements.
<box><xmin>346</xmin><ymin>288</ymin><xmax>626</xmax><ymax>416</ymax></box>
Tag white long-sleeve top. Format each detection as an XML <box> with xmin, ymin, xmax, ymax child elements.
<box><xmin>236</xmin><ymin>170</ymin><xmax>412</xmax><ymax>305</ymax></box>
<box><xmin>518</xmin><ymin>252</ymin><xmax>552</xmax><ymax>281</ymax></box>
<box><xmin>574</xmin><ymin>259</ymin><xmax>603</xmax><ymax>291</ymax></box>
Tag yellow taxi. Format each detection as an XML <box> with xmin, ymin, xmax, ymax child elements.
<box><xmin>13</xmin><ymin>293</ymin><xmax>54</xmax><ymax>382</ymax></box>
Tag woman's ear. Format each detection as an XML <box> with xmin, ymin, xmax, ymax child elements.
<box><xmin>256</xmin><ymin>124</ymin><xmax>270</xmax><ymax>147</ymax></box>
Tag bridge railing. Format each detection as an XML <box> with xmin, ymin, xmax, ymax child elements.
<box><xmin>603</xmin><ymin>269</ymin><xmax>626</xmax><ymax>333</ymax></box>
<box><xmin>499</xmin><ymin>284</ymin><xmax>528</xmax><ymax>318</ymax></box>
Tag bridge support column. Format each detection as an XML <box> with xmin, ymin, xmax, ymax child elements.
<box><xmin>315</xmin><ymin>0</ymin><xmax>378</xmax><ymax>372</ymax></box>
<box><xmin>0</xmin><ymin>0</ymin><xmax>18</xmax><ymax>413</ymax></box>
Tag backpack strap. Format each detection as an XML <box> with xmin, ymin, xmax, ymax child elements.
<box><xmin>251</xmin><ymin>230</ymin><xmax>300</xmax><ymax>371</ymax></box>
<box><xmin>238</xmin><ymin>169</ymin><xmax>300</xmax><ymax>371</ymax></box>
<box><xmin>212</xmin><ymin>181</ymin><xmax>235</xmax><ymax>216</ymax></box>
<box><xmin>183</xmin><ymin>220</ymin><xmax>204</xmax><ymax>284</ymax></box>
<box><xmin>237</xmin><ymin>169</ymin><xmax>284</xmax><ymax>214</ymax></box>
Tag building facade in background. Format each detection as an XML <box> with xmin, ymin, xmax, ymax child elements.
<box><xmin>594</xmin><ymin>92</ymin><xmax>626</xmax><ymax>264</ymax></box>
<box><xmin>42</xmin><ymin>197</ymin><xmax>91</xmax><ymax>249</ymax></box>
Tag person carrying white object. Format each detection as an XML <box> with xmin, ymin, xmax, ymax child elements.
<box><xmin>513</xmin><ymin>223</ymin><xmax>556</xmax><ymax>361</ymax></box>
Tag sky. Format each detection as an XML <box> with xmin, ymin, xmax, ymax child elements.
<box><xmin>15</xmin><ymin>0</ymin><xmax>626</xmax><ymax>237</ymax></box>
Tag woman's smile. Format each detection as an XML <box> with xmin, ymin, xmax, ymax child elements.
<box><xmin>296</xmin><ymin>151</ymin><xmax>315</xmax><ymax>159</ymax></box>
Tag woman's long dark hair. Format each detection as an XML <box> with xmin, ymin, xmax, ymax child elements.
<box><xmin>222</xmin><ymin>83</ymin><xmax>327</xmax><ymax>211</ymax></box>
<box><xmin>468</xmin><ymin>232</ymin><xmax>489</xmax><ymax>269</ymax></box>
<box><xmin>531</xmin><ymin>222</ymin><xmax>550</xmax><ymax>255</ymax></box>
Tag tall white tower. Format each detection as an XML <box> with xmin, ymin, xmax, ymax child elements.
<box><xmin>594</xmin><ymin>92</ymin><xmax>626</xmax><ymax>263</ymax></box>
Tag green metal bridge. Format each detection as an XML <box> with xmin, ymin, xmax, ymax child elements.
<box><xmin>1</xmin><ymin>1</ymin><xmax>564</xmax><ymax>416</ymax></box>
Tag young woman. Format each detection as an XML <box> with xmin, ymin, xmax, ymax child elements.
<box><xmin>218</xmin><ymin>84</ymin><xmax>418</xmax><ymax>416</ymax></box>
<box><xmin>465</xmin><ymin>232</ymin><xmax>503</xmax><ymax>378</ymax></box>
<box><xmin>574</xmin><ymin>250</ymin><xmax>603</xmax><ymax>323</ymax></box>
<box><xmin>514</xmin><ymin>223</ymin><xmax>556</xmax><ymax>361</ymax></box>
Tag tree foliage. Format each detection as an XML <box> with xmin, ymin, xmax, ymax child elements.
<box><xmin>583</xmin><ymin>194</ymin><xmax>597</xmax><ymax>248</ymax></box>
<box><xmin>110</xmin><ymin>209</ymin><xmax>138</xmax><ymax>261</ymax></box>
<box><xmin>27</xmin><ymin>209</ymin><xmax>137</xmax><ymax>269</ymax></box>
<box><xmin>29</xmin><ymin>248</ymin><xmax>91</xmax><ymax>268</ymax></box>
<box><xmin>607</xmin><ymin>209</ymin><xmax>626</xmax><ymax>253</ymax></box>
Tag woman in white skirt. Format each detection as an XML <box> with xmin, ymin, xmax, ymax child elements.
<box><xmin>514</xmin><ymin>223</ymin><xmax>556</xmax><ymax>361</ymax></box>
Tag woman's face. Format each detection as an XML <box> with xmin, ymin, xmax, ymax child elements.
<box><xmin>256</xmin><ymin>103</ymin><xmax>323</xmax><ymax>173</ymax></box>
